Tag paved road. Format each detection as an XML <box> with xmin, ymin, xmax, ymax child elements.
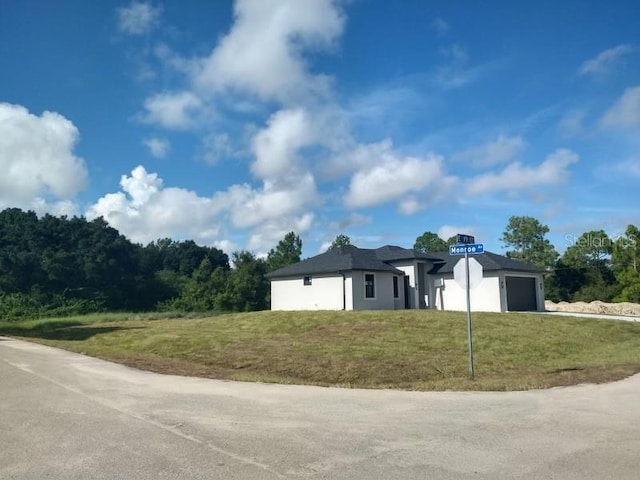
<box><xmin>1</xmin><ymin>336</ymin><xmax>639</xmax><ymax>479</ymax></box>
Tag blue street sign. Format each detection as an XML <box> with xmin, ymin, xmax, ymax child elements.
<box><xmin>449</xmin><ymin>243</ymin><xmax>484</xmax><ymax>255</ymax></box>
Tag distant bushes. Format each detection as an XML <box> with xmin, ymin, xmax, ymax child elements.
<box><xmin>0</xmin><ymin>293</ymin><xmax>104</xmax><ymax>322</ymax></box>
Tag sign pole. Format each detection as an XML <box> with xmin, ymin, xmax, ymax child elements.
<box><xmin>465</xmin><ymin>251</ymin><xmax>475</xmax><ymax>378</ymax></box>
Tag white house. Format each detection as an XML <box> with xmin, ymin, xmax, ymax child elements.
<box><xmin>267</xmin><ymin>245</ymin><xmax>546</xmax><ymax>312</ymax></box>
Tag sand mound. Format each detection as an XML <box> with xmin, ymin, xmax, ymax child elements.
<box><xmin>545</xmin><ymin>300</ymin><xmax>640</xmax><ymax>316</ymax></box>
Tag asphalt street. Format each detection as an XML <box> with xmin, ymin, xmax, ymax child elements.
<box><xmin>1</xmin><ymin>336</ymin><xmax>639</xmax><ymax>479</ymax></box>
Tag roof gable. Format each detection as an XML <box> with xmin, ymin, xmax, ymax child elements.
<box><xmin>266</xmin><ymin>246</ymin><xmax>404</xmax><ymax>278</ymax></box>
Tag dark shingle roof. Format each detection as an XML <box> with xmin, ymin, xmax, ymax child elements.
<box><xmin>427</xmin><ymin>251</ymin><xmax>546</xmax><ymax>274</ymax></box>
<box><xmin>374</xmin><ymin>245</ymin><xmax>441</xmax><ymax>262</ymax></box>
<box><xmin>266</xmin><ymin>245</ymin><xmax>404</xmax><ymax>278</ymax></box>
<box><xmin>266</xmin><ymin>245</ymin><xmax>546</xmax><ymax>279</ymax></box>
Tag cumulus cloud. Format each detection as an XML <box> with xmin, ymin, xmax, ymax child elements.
<box><xmin>251</xmin><ymin>108</ymin><xmax>316</xmax><ymax>179</ymax></box>
<box><xmin>0</xmin><ymin>103</ymin><xmax>87</xmax><ymax>209</ymax></box>
<box><xmin>601</xmin><ymin>85</ymin><xmax>640</xmax><ymax>127</ymax></box>
<box><xmin>467</xmin><ymin>148</ymin><xmax>579</xmax><ymax>196</ymax></box>
<box><xmin>247</xmin><ymin>212</ymin><xmax>314</xmax><ymax>254</ymax></box>
<box><xmin>344</xmin><ymin>143</ymin><xmax>449</xmax><ymax>209</ymax></box>
<box><xmin>143</xmin><ymin>137</ymin><xmax>170</xmax><ymax>158</ymax></box>
<box><xmin>87</xmin><ymin>165</ymin><xmax>320</xmax><ymax>251</ymax></box>
<box><xmin>140</xmin><ymin>91</ymin><xmax>205</xmax><ymax>130</ymax></box>
<box><xmin>579</xmin><ymin>44</ymin><xmax>634</xmax><ymax>76</ymax></box>
<box><xmin>223</xmin><ymin>173</ymin><xmax>319</xmax><ymax>228</ymax></box>
<box><xmin>454</xmin><ymin>135</ymin><xmax>525</xmax><ymax>167</ymax></box>
<box><xmin>117</xmin><ymin>1</ymin><xmax>161</xmax><ymax>35</ymax></box>
<box><xmin>86</xmin><ymin>166</ymin><xmax>226</xmax><ymax>245</ymax></box>
<box><xmin>191</xmin><ymin>0</ymin><xmax>344</xmax><ymax>103</ymax></box>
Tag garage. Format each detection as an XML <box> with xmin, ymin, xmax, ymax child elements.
<box><xmin>505</xmin><ymin>276</ymin><xmax>538</xmax><ymax>311</ymax></box>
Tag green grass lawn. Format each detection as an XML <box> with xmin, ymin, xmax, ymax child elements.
<box><xmin>1</xmin><ymin>310</ymin><xmax>639</xmax><ymax>391</ymax></box>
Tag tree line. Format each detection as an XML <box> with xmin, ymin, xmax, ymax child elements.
<box><xmin>1</xmin><ymin>207</ymin><xmax>638</xmax><ymax>320</ymax></box>
<box><xmin>414</xmin><ymin>216</ymin><xmax>640</xmax><ymax>304</ymax></box>
<box><xmin>0</xmin><ymin>209</ymin><xmax>272</xmax><ymax>319</ymax></box>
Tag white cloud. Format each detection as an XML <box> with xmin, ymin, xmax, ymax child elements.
<box><xmin>344</xmin><ymin>145</ymin><xmax>448</xmax><ymax>209</ymax></box>
<box><xmin>437</xmin><ymin>225</ymin><xmax>476</xmax><ymax>242</ymax></box>
<box><xmin>223</xmin><ymin>173</ymin><xmax>319</xmax><ymax>228</ymax></box>
<box><xmin>467</xmin><ymin>148</ymin><xmax>579</xmax><ymax>196</ymax></box>
<box><xmin>143</xmin><ymin>137</ymin><xmax>170</xmax><ymax>158</ymax></box>
<box><xmin>454</xmin><ymin>135</ymin><xmax>525</xmax><ymax>167</ymax></box>
<box><xmin>246</xmin><ymin>212</ymin><xmax>314</xmax><ymax>254</ymax></box>
<box><xmin>191</xmin><ymin>0</ymin><xmax>344</xmax><ymax>103</ymax></box>
<box><xmin>0</xmin><ymin>103</ymin><xmax>87</xmax><ymax>209</ymax></box>
<box><xmin>251</xmin><ymin>108</ymin><xmax>316</xmax><ymax>179</ymax></box>
<box><xmin>323</xmin><ymin>139</ymin><xmax>393</xmax><ymax>178</ymax></box>
<box><xmin>398</xmin><ymin>197</ymin><xmax>425</xmax><ymax>215</ymax></box>
<box><xmin>579</xmin><ymin>44</ymin><xmax>634</xmax><ymax>76</ymax></box>
<box><xmin>30</xmin><ymin>198</ymin><xmax>80</xmax><ymax>217</ymax></box>
<box><xmin>86</xmin><ymin>166</ymin><xmax>226</xmax><ymax>245</ymax></box>
<box><xmin>601</xmin><ymin>85</ymin><xmax>640</xmax><ymax>127</ymax></box>
<box><xmin>117</xmin><ymin>1</ymin><xmax>161</xmax><ymax>35</ymax></box>
<box><xmin>141</xmin><ymin>91</ymin><xmax>204</xmax><ymax>130</ymax></box>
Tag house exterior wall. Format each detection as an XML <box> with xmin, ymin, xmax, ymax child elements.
<box><xmin>350</xmin><ymin>271</ymin><xmax>399</xmax><ymax>310</ymax></box>
<box><xmin>386</xmin><ymin>260</ymin><xmax>435</xmax><ymax>309</ymax></box>
<box><xmin>433</xmin><ymin>272</ymin><xmax>502</xmax><ymax>312</ymax></box>
<box><xmin>270</xmin><ymin>274</ymin><xmax>345</xmax><ymax>310</ymax></box>
<box><xmin>390</xmin><ymin>261</ymin><xmax>417</xmax><ymax>309</ymax></box>
<box><xmin>431</xmin><ymin>270</ymin><xmax>545</xmax><ymax>312</ymax></box>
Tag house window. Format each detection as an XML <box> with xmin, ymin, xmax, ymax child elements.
<box><xmin>303</xmin><ymin>276</ymin><xmax>312</xmax><ymax>286</ymax></box>
<box><xmin>365</xmin><ymin>273</ymin><xmax>375</xmax><ymax>298</ymax></box>
<box><xmin>393</xmin><ymin>276</ymin><xmax>399</xmax><ymax>298</ymax></box>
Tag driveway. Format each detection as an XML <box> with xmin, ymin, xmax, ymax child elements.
<box><xmin>1</xmin><ymin>336</ymin><xmax>639</xmax><ymax>479</ymax></box>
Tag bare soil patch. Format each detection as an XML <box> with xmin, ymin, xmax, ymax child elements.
<box><xmin>545</xmin><ymin>300</ymin><xmax>640</xmax><ymax>316</ymax></box>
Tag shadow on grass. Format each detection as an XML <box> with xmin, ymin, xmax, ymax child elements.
<box><xmin>0</xmin><ymin>321</ymin><xmax>143</xmax><ymax>341</ymax></box>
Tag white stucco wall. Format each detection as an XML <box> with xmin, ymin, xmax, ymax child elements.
<box><xmin>434</xmin><ymin>273</ymin><xmax>502</xmax><ymax>312</ymax></box>
<box><xmin>270</xmin><ymin>274</ymin><xmax>345</xmax><ymax>310</ymax></box>
<box><xmin>351</xmin><ymin>271</ymin><xmax>399</xmax><ymax>310</ymax></box>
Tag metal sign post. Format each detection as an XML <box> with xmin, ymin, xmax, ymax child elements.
<box><xmin>451</xmin><ymin>235</ymin><xmax>483</xmax><ymax>379</ymax></box>
<box><xmin>464</xmin><ymin>251</ymin><xmax>474</xmax><ymax>378</ymax></box>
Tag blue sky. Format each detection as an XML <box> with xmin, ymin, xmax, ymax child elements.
<box><xmin>1</xmin><ymin>0</ymin><xmax>639</xmax><ymax>257</ymax></box>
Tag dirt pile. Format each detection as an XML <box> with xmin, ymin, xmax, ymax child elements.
<box><xmin>545</xmin><ymin>300</ymin><xmax>640</xmax><ymax>316</ymax></box>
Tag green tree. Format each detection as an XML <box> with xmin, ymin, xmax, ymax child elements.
<box><xmin>501</xmin><ymin>216</ymin><xmax>558</xmax><ymax>268</ymax></box>
<box><xmin>557</xmin><ymin>230</ymin><xmax>619</xmax><ymax>302</ymax></box>
<box><xmin>612</xmin><ymin>225</ymin><xmax>640</xmax><ymax>303</ymax></box>
<box><xmin>217</xmin><ymin>251</ymin><xmax>269</xmax><ymax>312</ymax></box>
<box><xmin>266</xmin><ymin>232</ymin><xmax>302</xmax><ymax>272</ymax></box>
<box><xmin>413</xmin><ymin>232</ymin><xmax>447</xmax><ymax>253</ymax></box>
<box><xmin>445</xmin><ymin>236</ymin><xmax>458</xmax><ymax>247</ymax></box>
<box><xmin>329</xmin><ymin>234</ymin><xmax>353</xmax><ymax>250</ymax></box>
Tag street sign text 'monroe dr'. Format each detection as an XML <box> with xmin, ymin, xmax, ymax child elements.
<box><xmin>449</xmin><ymin>243</ymin><xmax>484</xmax><ymax>255</ymax></box>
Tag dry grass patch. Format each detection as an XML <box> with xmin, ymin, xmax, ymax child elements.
<box><xmin>2</xmin><ymin>310</ymin><xmax>640</xmax><ymax>391</ymax></box>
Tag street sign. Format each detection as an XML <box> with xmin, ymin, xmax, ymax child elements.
<box><xmin>449</xmin><ymin>243</ymin><xmax>484</xmax><ymax>255</ymax></box>
<box><xmin>456</xmin><ymin>234</ymin><xmax>475</xmax><ymax>244</ymax></box>
<box><xmin>454</xmin><ymin>257</ymin><xmax>483</xmax><ymax>289</ymax></box>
